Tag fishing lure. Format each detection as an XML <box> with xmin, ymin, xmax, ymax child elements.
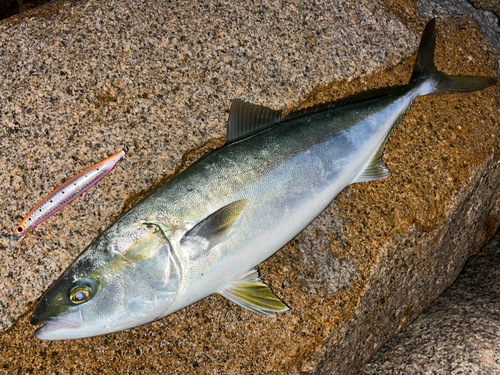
<box><xmin>14</xmin><ymin>147</ymin><xmax>128</xmax><ymax>236</ymax></box>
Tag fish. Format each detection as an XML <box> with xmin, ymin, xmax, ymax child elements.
<box><xmin>14</xmin><ymin>147</ymin><xmax>128</xmax><ymax>236</ymax></box>
<box><xmin>31</xmin><ymin>19</ymin><xmax>496</xmax><ymax>340</ymax></box>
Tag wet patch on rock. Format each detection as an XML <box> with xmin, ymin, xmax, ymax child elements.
<box><xmin>295</xmin><ymin>203</ymin><xmax>358</xmax><ymax>296</ymax></box>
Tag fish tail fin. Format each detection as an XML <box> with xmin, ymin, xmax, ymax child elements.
<box><xmin>410</xmin><ymin>19</ymin><xmax>497</xmax><ymax>96</ymax></box>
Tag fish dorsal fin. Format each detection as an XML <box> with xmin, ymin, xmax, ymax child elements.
<box><xmin>218</xmin><ymin>270</ymin><xmax>289</xmax><ymax>317</ymax></box>
<box><xmin>352</xmin><ymin>134</ymin><xmax>392</xmax><ymax>183</ymax></box>
<box><xmin>180</xmin><ymin>199</ymin><xmax>248</xmax><ymax>259</ymax></box>
<box><xmin>281</xmin><ymin>86</ymin><xmax>406</xmax><ymax>122</ymax></box>
<box><xmin>226</xmin><ymin>99</ymin><xmax>282</xmax><ymax>143</ymax></box>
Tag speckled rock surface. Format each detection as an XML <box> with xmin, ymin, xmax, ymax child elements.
<box><xmin>468</xmin><ymin>0</ymin><xmax>500</xmax><ymax>19</ymax></box>
<box><xmin>0</xmin><ymin>0</ymin><xmax>498</xmax><ymax>374</ymax></box>
<box><xmin>418</xmin><ymin>0</ymin><xmax>500</xmax><ymax>66</ymax></box>
<box><xmin>359</xmin><ymin>229</ymin><xmax>500</xmax><ymax>374</ymax></box>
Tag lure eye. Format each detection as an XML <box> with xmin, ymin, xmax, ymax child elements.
<box><xmin>16</xmin><ymin>225</ymin><xmax>26</xmax><ymax>234</ymax></box>
<box><xmin>69</xmin><ymin>285</ymin><xmax>92</xmax><ymax>304</ymax></box>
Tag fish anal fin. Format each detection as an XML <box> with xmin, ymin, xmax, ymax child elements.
<box><xmin>180</xmin><ymin>199</ymin><xmax>248</xmax><ymax>259</ymax></box>
<box><xmin>226</xmin><ymin>99</ymin><xmax>282</xmax><ymax>143</ymax></box>
<box><xmin>218</xmin><ymin>270</ymin><xmax>289</xmax><ymax>317</ymax></box>
<box><xmin>353</xmin><ymin>156</ymin><xmax>391</xmax><ymax>183</ymax></box>
<box><xmin>352</xmin><ymin>135</ymin><xmax>392</xmax><ymax>184</ymax></box>
<box><xmin>353</xmin><ymin>124</ymin><xmax>394</xmax><ymax>184</ymax></box>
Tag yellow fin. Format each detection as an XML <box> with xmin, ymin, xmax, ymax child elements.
<box><xmin>218</xmin><ymin>270</ymin><xmax>289</xmax><ymax>317</ymax></box>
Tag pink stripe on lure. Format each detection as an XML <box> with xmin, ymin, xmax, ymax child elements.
<box><xmin>14</xmin><ymin>148</ymin><xmax>127</xmax><ymax>236</ymax></box>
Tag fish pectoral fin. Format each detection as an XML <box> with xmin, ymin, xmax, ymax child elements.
<box><xmin>226</xmin><ymin>99</ymin><xmax>282</xmax><ymax>143</ymax></box>
<box><xmin>180</xmin><ymin>199</ymin><xmax>248</xmax><ymax>258</ymax></box>
<box><xmin>352</xmin><ymin>140</ymin><xmax>392</xmax><ymax>183</ymax></box>
<box><xmin>218</xmin><ymin>270</ymin><xmax>289</xmax><ymax>317</ymax></box>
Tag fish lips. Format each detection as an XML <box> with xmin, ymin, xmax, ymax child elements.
<box><xmin>31</xmin><ymin>294</ymin><xmax>83</xmax><ymax>340</ymax></box>
<box><xmin>32</xmin><ymin>316</ymin><xmax>84</xmax><ymax>340</ymax></box>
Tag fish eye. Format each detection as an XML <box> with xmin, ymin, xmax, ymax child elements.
<box><xmin>68</xmin><ymin>278</ymin><xmax>97</xmax><ymax>304</ymax></box>
<box><xmin>69</xmin><ymin>285</ymin><xmax>92</xmax><ymax>304</ymax></box>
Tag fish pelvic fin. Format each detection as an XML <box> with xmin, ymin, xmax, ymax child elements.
<box><xmin>218</xmin><ymin>270</ymin><xmax>289</xmax><ymax>317</ymax></box>
<box><xmin>411</xmin><ymin>19</ymin><xmax>497</xmax><ymax>96</ymax></box>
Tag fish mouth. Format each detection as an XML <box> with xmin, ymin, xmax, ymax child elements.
<box><xmin>32</xmin><ymin>314</ymin><xmax>84</xmax><ymax>340</ymax></box>
<box><xmin>32</xmin><ymin>317</ymin><xmax>82</xmax><ymax>329</ymax></box>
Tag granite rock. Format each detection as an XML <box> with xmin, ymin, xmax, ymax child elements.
<box><xmin>359</xmin><ymin>229</ymin><xmax>500</xmax><ymax>374</ymax></box>
<box><xmin>418</xmin><ymin>0</ymin><xmax>500</xmax><ymax>69</ymax></box>
<box><xmin>0</xmin><ymin>0</ymin><xmax>498</xmax><ymax>374</ymax></box>
<box><xmin>468</xmin><ymin>0</ymin><xmax>500</xmax><ymax>20</ymax></box>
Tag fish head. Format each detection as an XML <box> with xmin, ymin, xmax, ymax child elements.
<box><xmin>31</xmin><ymin>221</ymin><xmax>181</xmax><ymax>340</ymax></box>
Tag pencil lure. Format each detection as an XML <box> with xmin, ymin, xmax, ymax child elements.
<box><xmin>14</xmin><ymin>147</ymin><xmax>128</xmax><ymax>236</ymax></box>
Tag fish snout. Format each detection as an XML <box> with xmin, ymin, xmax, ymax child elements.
<box><xmin>31</xmin><ymin>310</ymin><xmax>85</xmax><ymax>340</ymax></box>
<box><xmin>31</xmin><ymin>293</ymin><xmax>68</xmax><ymax>325</ymax></box>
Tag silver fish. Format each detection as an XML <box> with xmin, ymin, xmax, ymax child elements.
<box><xmin>31</xmin><ymin>19</ymin><xmax>496</xmax><ymax>340</ymax></box>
